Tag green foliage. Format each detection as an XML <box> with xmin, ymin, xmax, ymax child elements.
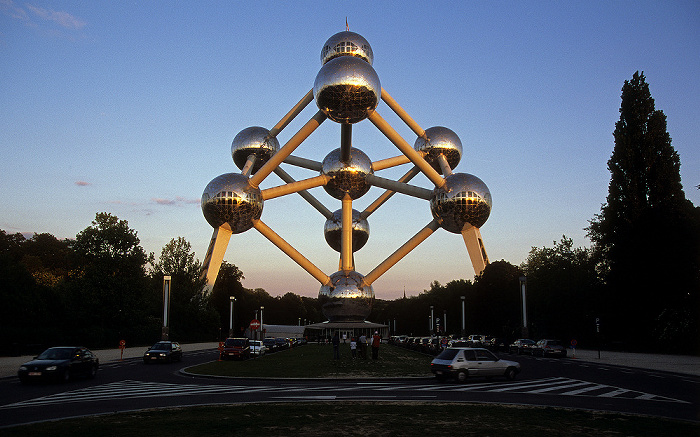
<box><xmin>587</xmin><ymin>72</ymin><xmax>700</xmax><ymax>352</ymax></box>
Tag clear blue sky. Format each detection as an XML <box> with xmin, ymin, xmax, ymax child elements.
<box><xmin>2</xmin><ymin>1</ymin><xmax>699</xmax><ymax>300</ymax></box>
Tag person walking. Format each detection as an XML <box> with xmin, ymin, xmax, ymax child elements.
<box><xmin>332</xmin><ymin>332</ymin><xmax>340</xmax><ymax>360</ymax></box>
<box><xmin>372</xmin><ymin>331</ymin><xmax>381</xmax><ymax>360</ymax></box>
<box><xmin>358</xmin><ymin>333</ymin><xmax>367</xmax><ymax>359</ymax></box>
<box><xmin>350</xmin><ymin>337</ymin><xmax>357</xmax><ymax>359</ymax></box>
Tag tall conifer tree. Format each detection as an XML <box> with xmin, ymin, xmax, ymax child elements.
<box><xmin>587</xmin><ymin>72</ymin><xmax>699</xmax><ymax>352</ymax></box>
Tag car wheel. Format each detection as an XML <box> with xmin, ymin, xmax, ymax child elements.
<box><xmin>62</xmin><ymin>369</ymin><xmax>71</xmax><ymax>383</ymax></box>
<box><xmin>456</xmin><ymin>370</ymin><xmax>468</xmax><ymax>383</ymax></box>
<box><xmin>505</xmin><ymin>367</ymin><xmax>517</xmax><ymax>380</ymax></box>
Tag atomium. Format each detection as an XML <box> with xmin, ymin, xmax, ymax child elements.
<box><xmin>231</xmin><ymin>126</ymin><xmax>280</xmax><ymax>174</ymax></box>
<box><xmin>318</xmin><ymin>270</ymin><xmax>374</xmax><ymax>322</ymax></box>
<box><xmin>321</xmin><ymin>147</ymin><xmax>373</xmax><ymax>200</ymax></box>
<box><xmin>324</xmin><ymin>208</ymin><xmax>370</xmax><ymax>253</ymax></box>
<box><xmin>201</xmin><ymin>173</ymin><xmax>263</xmax><ymax>234</ymax></box>
<box><xmin>200</xmin><ymin>29</ymin><xmax>493</xmax><ymax>324</ymax></box>
<box><xmin>314</xmin><ymin>56</ymin><xmax>381</xmax><ymax>124</ymax></box>
<box><xmin>431</xmin><ymin>173</ymin><xmax>492</xmax><ymax>233</ymax></box>
<box><xmin>321</xmin><ymin>31</ymin><xmax>374</xmax><ymax>65</ymax></box>
<box><xmin>414</xmin><ymin>126</ymin><xmax>462</xmax><ymax>175</ymax></box>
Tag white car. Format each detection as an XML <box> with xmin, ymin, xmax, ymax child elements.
<box><xmin>250</xmin><ymin>340</ymin><xmax>267</xmax><ymax>357</ymax></box>
<box><xmin>430</xmin><ymin>347</ymin><xmax>520</xmax><ymax>382</ymax></box>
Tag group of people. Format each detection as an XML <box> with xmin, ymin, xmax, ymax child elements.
<box><xmin>332</xmin><ymin>331</ymin><xmax>381</xmax><ymax>360</ymax></box>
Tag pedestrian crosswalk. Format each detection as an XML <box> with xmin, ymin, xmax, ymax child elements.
<box><xmin>1</xmin><ymin>376</ymin><xmax>687</xmax><ymax>409</ymax></box>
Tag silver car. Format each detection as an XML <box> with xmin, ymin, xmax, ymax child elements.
<box><xmin>250</xmin><ymin>340</ymin><xmax>267</xmax><ymax>357</ymax></box>
<box><xmin>430</xmin><ymin>347</ymin><xmax>521</xmax><ymax>382</ymax></box>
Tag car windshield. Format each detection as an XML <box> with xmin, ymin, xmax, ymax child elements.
<box><xmin>37</xmin><ymin>348</ymin><xmax>73</xmax><ymax>360</ymax></box>
<box><xmin>435</xmin><ymin>348</ymin><xmax>460</xmax><ymax>360</ymax></box>
<box><xmin>150</xmin><ymin>343</ymin><xmax>170</xmax><ymax>351</ymax></box>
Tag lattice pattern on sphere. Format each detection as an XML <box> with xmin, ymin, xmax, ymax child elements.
<box><xmin>316</xmin><ymin>84</ymin><xmax>378</xmax><ymax>124</ymax></box>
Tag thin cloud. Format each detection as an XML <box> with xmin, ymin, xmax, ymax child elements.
<box><xmin>25</xmin><ymin>4</ymin><xmax>85</xmax><ymax>29</ymax></box>
<box><xmin>75</xmin><ymin>181</ymin><xmax>91</xmax><ymax>186</ymax></box>
<box><xmin>0</xmin><ymin>0</ymin><xmax>29</xmax><ymax>23</ymax></box>
<box><xmin>152</xmin><ymin>197</ymin><xmax>200</xmax><ymax>206</ymax></box>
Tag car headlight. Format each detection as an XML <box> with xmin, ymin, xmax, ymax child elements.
<box><xmin>159</xmin><ymin>353</ymin><xmax>166</xmax><ymax>357</ymax></box>
<box><xmin>19</xmin><ymin>366</ymin><xmax>27</xmax><ymax>371</ymax></box>
<box><xmin>46</xmin><ymin>366</ymin><xmax>57</xmax><ymax>371</ymax></box>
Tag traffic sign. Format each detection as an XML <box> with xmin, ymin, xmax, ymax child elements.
<box><xmin>571</xmin><ymin>339</ymin><xmax>577</xmax><ymax>347</ymax></box>
<box><xmin>250</xmin><ymin>319</ymin><xmax>261</xmax><ymax>330</ymax></box>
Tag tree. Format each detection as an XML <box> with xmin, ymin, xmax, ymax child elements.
<box><xmin>152</xmin><ymin>237</ymin><xmax>217</xmax><ymax>342</ymax></box>
<box><xmin>64</xmin><ymin>213</ymin><xmax>152</xmax><ymax>346</ymax></box>
<box><xmin>521</xmin><ymin>236</ymin><xmax>601</xmax><ymax>345</ymax></box>
<box><xmin>586</xmin><ymin>72</ymin><xmax>700</xmax><ymax>352</ymax></box>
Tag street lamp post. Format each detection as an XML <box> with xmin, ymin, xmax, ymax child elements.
<box><xmin>229</xmin><ymin>296</ymin><xmax>235</xmax><ymax>337</ymax></box>
<box><xmin>162</xmin><ymin>276</ymin><xmax>171</xmax><ymax>341</ymax></box>
<box><xmin>443</xmin><ymin>310</ymin><xmax>447</xmax><ymax>335</ymax></box>
<box><xmin>430</xmin><ymin>305</ymin><xmax>434</xmax><ymax>334</ymax></box>
<box><xmin>460</xmin><ymin>296</ymin><xmax>465</xmax><ymax>337</ymax></box>
<box><xmin>519</xmin><ymin>275</ymin><xmax>528</xmax><ymax>338</ymax></box>
<box><xmin>260</xmin><ymin>306</ymin><xmax>264</xmax><ymax>340</ymax></box>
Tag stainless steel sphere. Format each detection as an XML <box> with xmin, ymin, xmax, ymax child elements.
<box><xmin>320</xmin><ymin>31</ymin><xmax>374</xmax><ymax>65</ymax></box>
<box><xmin>414</xmin><ymin>126</ymin><xmax>463</xmax><ymax>175</ymax></box>
<box><xmin>231</xmin><ymin>126</ymin><xmax>280</xmax><ymax>173</ymax></box>
<box><xmin>318</xmin><ymin>270</ymin><xmax>374</xmax><ymax>322</ymax></box>
<box><xmin>324</xmin><ymin>208</ymin><xmax>370</xmax><ymax>252</ymax></box>
<box><xmin>313</xmin><ymin>56</ymin><xmax>380</xmax><ymax>124</ymax></box>
<box><xmin>201</xmin><ymin>173</ymin><xmax>263</xmax><ymax>234</ymax></box>
<box><xmin>321</xmin><ymin>147</ymin><xmax>373</xmax><ymax>200</ymax></box>
<box><xmin>431</xmin><ymin>173</ymin><xmax>491</xmax><ymax>233</ymax></box>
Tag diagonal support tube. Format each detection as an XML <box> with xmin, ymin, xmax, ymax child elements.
<box><xmin>365</xmin><ymin>174</ymin><xmax>433</xmax><ymax>200</ymax></box>
<box><xmin>363</xmin><ymin>219</ymin><xmax>441</xmax><ymax>286</ymax></box>
<box><xmin>381</xmin><ymin>88</ymin><xmax>427</xmax><ymax>139</ymax></box>
<box><xmin>362</xmin><ymin>166</ymin><xmax>421</xmax><ymax>219</ymax></box>
<box><xmin>269</xmin><ymin>89</ymin><xmax>314</xmax><ymax>138</ymax></box>
<box><xmin>249</xmin><ymin>110</ymin><xmax>327</xmax><ymax>189</ymax></box>
<box><xmin>262</xmin><ymin>174</ymin><xmax>330</xmax><ymax>200</ymax></box>
<box><xmin>252</xmin><ymin>219</ymin><xmax>331</xmax><ymax>286</ymax></box>
<box><xmin>368</xmin><ymin>110</ymin><xmax>446</xmax><ymax>188</ymax></box>
<box><xmin>273</xmin><ymin>167</ymin><xmax>333</xmax><ymax>219</ymax></box>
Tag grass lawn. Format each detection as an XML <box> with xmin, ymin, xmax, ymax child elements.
<box><xmin>187</xmin><ymin>343</ymin><xmax>433</xmax><ymax>378</ymax></box>
<box><xmin>4</xmin><ymin>402</ymin><xmax>698</xmax><ymax>437</ymax></box>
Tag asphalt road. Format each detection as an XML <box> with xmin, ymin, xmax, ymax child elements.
<box><xmin>1</xmin><ymin>347</ymin><xmax>698</xmax><ymax>428</ymax></box>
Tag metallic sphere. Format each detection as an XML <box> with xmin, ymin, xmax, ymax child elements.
<box><xmin>431</xmin><ymin>173</ymin><xmax>491</xmax><ymax>233</ymax></box>
<box><xmin>414</xmin><ymin>126</ymin><xmax>463</xmax><ymax>175</ymax></box>
<box><xmin>324</xmin><ymin>208</ymin><xmax>370</xmax><ymax>253</ymax></box>
<box><xmin>231</xmin><ymin>126</ymin><xmax>280</xmax><ymax>173</ymax></box>
<box><xmin>318</xmin><ymin>270</ymin><xmax>374</xmax><ymax>322</ymax></box>
<box><xmin>320</xmin><ymin>31</ymin><xmax>374</xmax><ymax>65</ymax></box>
<box><xmin>201</xmin><ymin>173</ymin><xmax>263</xmax><ymax>234</ymax></box>
<box><xmin>321</xmin><ymin>147</ymin><xmax>373</xmax><ymax>200</ymax></box>
<box><xmin>313</xmin><ymin>56</ymin><xmax>381</xmax><ymax>124</ymax></box>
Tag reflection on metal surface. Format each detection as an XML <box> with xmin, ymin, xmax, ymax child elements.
<box><xmin>431</xmin><ymin>173</ymin><xmax>491</xmax><ymax>233</ymax></box>
<box><xmin>324</xmin><ymin>208</ymin><xmax>370</xmax><ymax>253</ymax></box>
<box><xmin>314</xmin><ymin>56</ymin><xmax>380</xmax><ymax>124</ymax></box>
<box><xmin>318</xmin><ymin>270</ymin><xmax>374</xmax><ymax>322</ymax></box>
<box><xmin>320</xmin><ymin>31</ymin><xmax>373</xmax><ymax>65</ymax></box>
<box><xmin>414</xmin><ymin>126</ymin><xmax>463</xmax><ymax>175</ymax></box>
<box><xmin>201</xmin><ymin>173</ymin><xmax>263</xmax><ymax>234</ymax></box>
<box><xmin>231</xmin><ymin>127</ymin><xmax>280</xmax><ymax>174</ymax></box>
<box><xmin>322</xmin><ymin>147</ymin><xmax>373</xmax><ymax>200</ymax></box>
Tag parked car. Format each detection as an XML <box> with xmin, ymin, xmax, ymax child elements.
<box><xmin>467</xmin><ymin>334</ymin><xmax>487</xmax><ymax>347</ymax></box>
<box><xmin>533</xmin><ymin>339</ymin><xmax>567</xmax><ymax>357</ymax></box>
<box><xmin>18</xmin><ymin>346</ymin><xmax>99</xmax><ymax>384</ymax></box>
<box><xmin>250</xmin><ymin>340</ymin><xmax>267</xmax><ymax>357</ymax></box>
<box><xmin>430</xmin><ymin>347</ymin><xmax>520</xmax><ymax>382</ymax></box>
<box><xmin>509</xmin><ymin>339</ymin><xmax>536</xmax><ymax>355</ymax></box>
<box><xmin>274</xmin><ymin>337</ymin><xmax>290</xmax><ymax>350</ymax></box>
<box><xmin>263</xmin><ymin>338</ymin><xmax>277</xmax><ymax>353</ymax></box>
<box><xmin>221</xmin><ymin>338</ymin><xmax>251</xmax><ymax>360</ymax></box>
<box><xmin>143</xmin><ymin>341</ymin><xmax>182</xmax><ymax>364</ymax></box>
